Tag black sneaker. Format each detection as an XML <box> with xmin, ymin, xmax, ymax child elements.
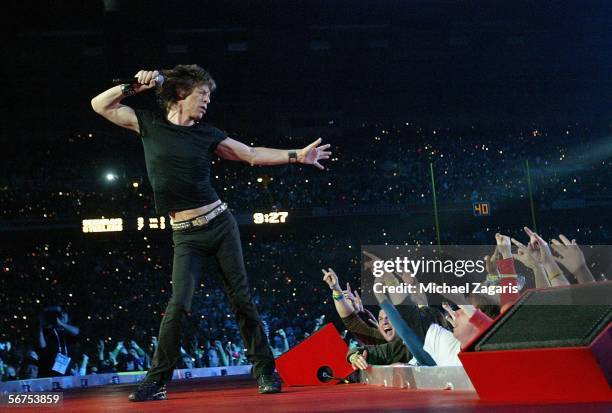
<box><xmin>128</xmin><ymin>381</ymin><xmax>167</xmax><ymax>402</ymax></box>
<box><xmin>257</xmin><ymin>374</ymin><xmax>282</xmax><ymax>394</ymax></box>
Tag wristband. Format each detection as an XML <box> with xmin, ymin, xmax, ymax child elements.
<box><xmin>332</xmin><ymin>292</ymin><xmax>344</xmax><ymax>301</ymax></box>
<box><xmin>349</xmin><ymin>352</ymin><xmax>359</xmax><ymax>363</ymax></box>
<box><xmin>288</xmin><ymin>150</ymin><xmax>298</xmax><ymax>163</ymax></box>
<box><xmin>548</xmin><ymin>271</ymin><xmax>562</xmax><ymax>281</ymax></box>
<box><xmin>120</xmin><ymin>83</ymin><xmax>137</xmax><ymax>97</ymax></box>
<box><xmin>486</xmin><ymin>274</ymin><xmax>500</xmax><ymax>283</ymax></box>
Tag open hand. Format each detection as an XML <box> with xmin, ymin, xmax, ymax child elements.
<box><xmin>550</xmin><ymin>235</ymin><xmax>585</xmax><ymax>274</ymax></box>
<box><xmin>299</xmin><ymin>138</ymin><xmax>331</xmax><ymax>170</ymax></box>
<box><xmin>550</xmin><ymin>235</ymin><xmax>594</xmax><ymax>283</ymax></box>
<box><xmin>349</xmin><ymin>350</ymin><xmax>369</xmax><ymax>370</ymax></box>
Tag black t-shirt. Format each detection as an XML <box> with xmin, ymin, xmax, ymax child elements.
<box><xmin>134</xmin><ymin>109</ymin><xmax>226</xmax><ymax>215</ymax></box>
<box><xmin>38</xmin><ymin>326</ymin><xmax>70</xmax><ymax>376</ymax></box>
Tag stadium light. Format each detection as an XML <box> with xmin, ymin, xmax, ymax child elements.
<box><xmin>106</xmin><ymin>173</ymin><xmax>117</xmax><ymax>182</ymax></box>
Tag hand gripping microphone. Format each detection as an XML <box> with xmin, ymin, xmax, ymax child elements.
<box><xmin>112</xmin><ymin>74</ymin><xmax>165</xmax><ymax>86</ymax></box>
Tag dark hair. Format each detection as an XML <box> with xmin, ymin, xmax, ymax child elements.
<box><xmin>156</xmin><ymin>64</ymin><xmax>216</xmax><ymax>112</ymax></box>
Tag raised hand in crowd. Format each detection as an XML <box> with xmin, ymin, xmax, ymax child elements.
<box><xmin>495</xmin><ymin>233</ymin><xmax>512</xmax><ymax>260</ymax></box>
<box><xmin>108</xmin><ymin>350</ymin><xmax>118</xmax><ymax>367</ymax></box>
<box><xmin>214</xmin><ymin>340</ymin><xmax>229</xmax><ymax>366</ymax></box>
<box><xmin>322</xmin><ymin>268</ymin><xmax>355</xmax><ymax>318</ymax></box>
<box><xmin>521</xmin><ymin>227</ymin><xmax>570</xmax><ymax>286</ymax></box>
<box><xmin>322</xmin><ymin>268</ymin><xmax>342</xmax><ymax>293</ymax></box>
<box><xmin>129</xmin><ymin>340</ymin><xmax>146</xmax><ymax>357</ymax></box>
<box><xmin>271</xmin><ymin>330</ymin><xmax>290</xmax><ymax>357</ymax></box>
<box><xmin>313</xmin><ymin>315</ymin><xmax>326</xmax><ymax>333</ymax></box>
<box><xmin>343</xmin><ymin>282</ymin><xmax>378</xmax><ymax>326</ymax></box>
<box><xmin>349</xmin><ymin>349</ymin><xmax>369</xmax><ymax>370</ymax></box>
<box><xmin>510</xmin><ymin>235</ymin><xmax>549</xmax><ymax>288</ymax></box>
<box><xmin>550</xmin><ymin>235</ymin><xmax>595</xmax><ymax>284</ymax></box>
<box><xmin>484</xmin><ymin>246</ymin><xmax>500</xmax><ymax>276</ymax></box>
<box><xmin>96</xmin><ymin>339</ymin><xmax>105</xmax><ymax>360</ymax></box>
<box><xmin>149</xmin><ymin>336</ymin><xmax>158</xmax><ymax>353</ymax></box>
<box><xmin>344</xmin><ymin>282</ymin><xmax>371</xmax><ymax>315</ymax></box>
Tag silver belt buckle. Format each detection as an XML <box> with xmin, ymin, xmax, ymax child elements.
<box><xmin>192</xmin><ymin>215</ymin><xmax>208</xmax><ymax>227</ymax></box>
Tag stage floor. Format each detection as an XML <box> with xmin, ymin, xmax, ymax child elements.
<box><xmin>11</xmin><ymin>375</ymin><xmax>612</xmax><ymax>413</ymax></box>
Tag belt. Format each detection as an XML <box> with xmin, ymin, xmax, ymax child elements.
<box><xmin>171</xmin><ymin>203</ymin><xmax>228</xmax><ymax>231</ymax></box>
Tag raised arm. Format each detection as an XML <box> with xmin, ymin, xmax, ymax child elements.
<box><xmin>523</xmin><ymin>227</ymin><xmax>570</xmax><ymax>287</ymax></box>
<box><xmin>214</xmin><ymin>340</ymin><xmax>229</xmax><ymax>366</ymax></box>
<box><xmin>550</xmin><ymin>235</ymin><xmax>596</xmax><ymax>284</ymax></box>
<box><xmin>510</xmin><ymin>237</ymin><xmax>550</xmax><ymax>288</ymax></box>
<box><xmin>90</xmin><ymin>70</ymin><xmax>159</xmax><ymax>133</ymax></box>
<box><xmin>322</xmin><ymin>268</ymin><xmax>355</xmax><ymax>318</ymax></box>
<box><xmin>277</xmin><ymin>329</ymin><xmax>290</xmax><ymax>353</ymax></box>
<box><xmin>215</xmin><ymin>137</ymin><xmax>331</xmax><ymax>168</ymax></box>
<box><xmin>37</xmin><ymin>325</ymin><xmax>47</xmax><ymax>349</ymax></box>
<box><xmin>57</xmin><ymin>318</ymin><xmax>80</xmax><ymax>336</ymax></box>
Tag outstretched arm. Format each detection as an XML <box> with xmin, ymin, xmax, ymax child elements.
<box><xmin>90</xmin><ymin>70</ymin><xmax>159</xmax><ymax>132</ymax></box>
<box><xmin>215</xmin><ymin>137</ymin><xmax>331</xmax><ymax>168</ymax></box>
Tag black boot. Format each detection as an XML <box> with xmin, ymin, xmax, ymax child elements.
<box><xmin>257</xmin><ymin>374</ymin><xmax>282</xmax><ymax>394</ymax></box>
<box><xmin>128</xmin><ymin>381</ymin><xmax>167</xmax><ymax>402</ymax></box>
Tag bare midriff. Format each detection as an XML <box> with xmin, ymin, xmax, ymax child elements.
<box><xmin>170</xmin><ymin>199</ymin><xmax>222</xmax><ymax>222</ymax></box>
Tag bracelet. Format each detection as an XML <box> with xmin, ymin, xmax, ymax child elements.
<box><xmin>486</xmin><ymin>274</ymin><xmax>500</xmax><ymax>283</ymax></box>
<box><xmin>349</xmin><ymin>352</ymin><xmax>359</xmax><ymax>363</ymax></box>
<box><xmin>332</xmin><ymin>292</ymin><xmax>344</xmax><ymax>301</ymax></box>
<box><xmin>120</xmin><ymin>83</ymin><xmax>137</xmax><ymax>97</ymax></box>
<box><xmin>288</xmin><ymin>150</ymin><xmax>298</xmax><ymax>163</ymax></box>
<box><xmin>547</xmin><ymin>271</ymin><xmax>562</xmax><ymax>282</ymax></box>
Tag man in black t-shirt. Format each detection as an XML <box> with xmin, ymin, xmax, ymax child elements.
<box><xmin>91</xmin><ymin>64</ymin><xmax>330</xmax><ymax>401</ymax></box>
<box><xmin>37</xmin><ymin>306</ymin><xmax>80</xmax><ymax>378</ymax></box>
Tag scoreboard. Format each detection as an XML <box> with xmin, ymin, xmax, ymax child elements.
<box><xmin>82</xmin><ymin>211</ymin><xmax>290</xmax><ymax>233</ymax></box>
<box><xmin>472</xmin><ymin>201</ymin><xmax>491</xmax><ymax>217</ymax></box>
<box><xmin>82</xmin><ymin>217</ymin><xmax>166</xmax><ymax>233</ymax></box>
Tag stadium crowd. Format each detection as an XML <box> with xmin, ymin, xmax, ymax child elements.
<box><xmin>1</xmin><ymin>122</ymin><xmax>609</xmax><ymax>219</ymax></box>
<box><xmin>1</xmin><ymin>121</ymin><xmax>610</xmax><ymax>381</ymax></box>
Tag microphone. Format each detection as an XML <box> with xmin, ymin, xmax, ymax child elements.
<box><xmin>316</xmin><ymin>366</ymin><xmax>350</xmax><ymax>384</ymax></box>
<box><xmin>112</xmin><ymin>74</ymin><xmax>165</xmax><ymax>86</ymax></box>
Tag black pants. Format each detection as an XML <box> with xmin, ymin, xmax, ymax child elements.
<box><xmin>145</xmin><ymin>210</ymin><xmax>275</xmax><ymax>384</ymax></box>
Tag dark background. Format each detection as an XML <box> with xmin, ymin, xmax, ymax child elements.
<box><xmin>4</xmin><ymin>0</ymin><xmax>611</xmax><ymax>140</ymax></box>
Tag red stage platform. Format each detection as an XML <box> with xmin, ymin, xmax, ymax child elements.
<box><xmin>9</xmin><ymin>375</ymin><xmax>611</xmax><ymax>413</ymax></box>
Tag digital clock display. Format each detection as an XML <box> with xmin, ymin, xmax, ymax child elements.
<box><xmin>253</xmin><ymin>211</ymin><xmax>289</xmax><ymax>224</ymax></box>
<box><xmin>473</xmin><ymin>202</ymin><xmax>491</xmax><ymax>216</ymax></box>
